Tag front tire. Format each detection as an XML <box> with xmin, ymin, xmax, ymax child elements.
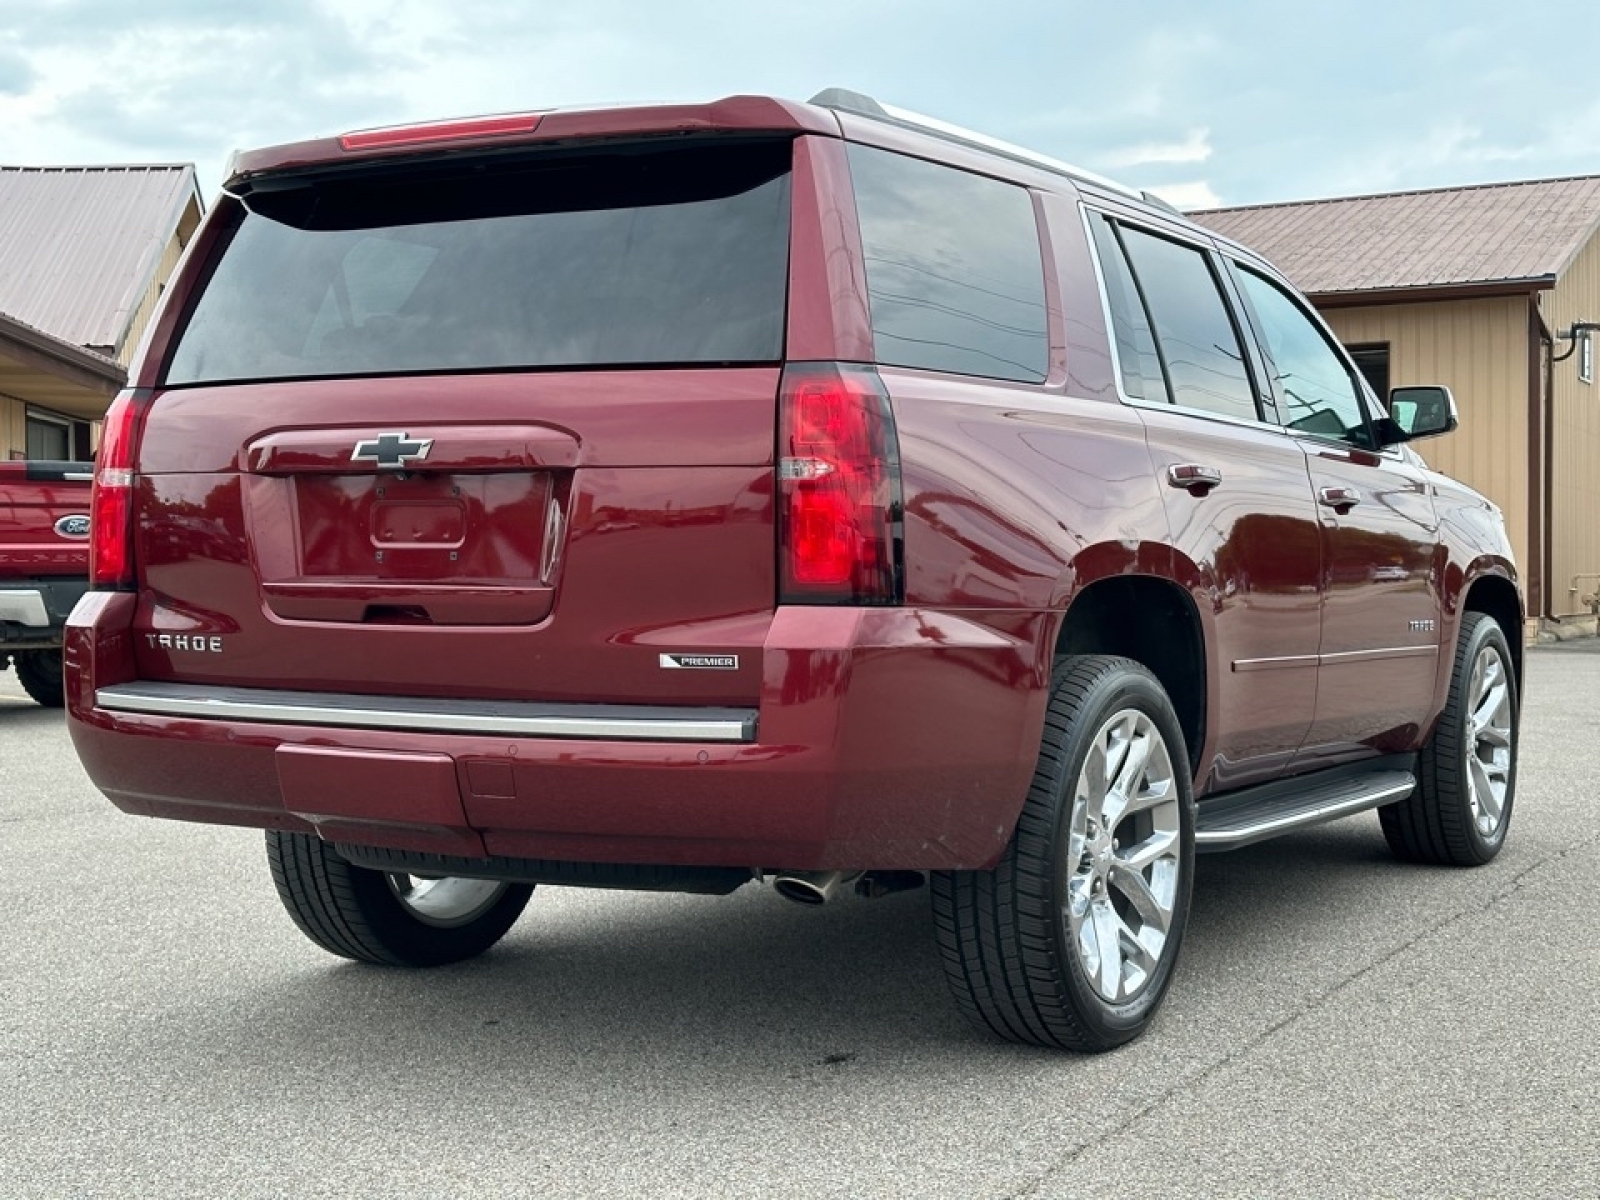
<box><xmin>266</xmin><ymin>831</ymin><xmax>532</xmax><ymax>966</ymax></box>
<box><xmin>1380</xmin><ymin>611</ymin><xmax>1518</xmax><ymax>865</ymax></box>
<box><xmin>14</xmin><ymin>649</ymin><xmax>64</xmax><ymax>708</ymax></box>
<box><xmin>932</xmin><ymin>656</ymin><xmax>1195</xmax><ymax>1052</ymax></box>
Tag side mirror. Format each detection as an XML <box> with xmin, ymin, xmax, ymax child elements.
<box><xmin>1379</xmin><ymin>385</ymin><xmax>1458</xmax><ymax>445</ymax></box>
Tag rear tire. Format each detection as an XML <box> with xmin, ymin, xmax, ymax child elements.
<box><xmin>266</xmin><ymin>831</ymin><xmax>532</xmax><ymax>966</ymax></box>
<box><xmin>1380</xmin><ymin>612</ymin><xmax>1517</xmax><ymax>865</ymax></box>
<box><xmin>932</xmin><ymin>656</ymin><xmax>1195</xmax><ymax>1052</ymax></box>
<box><xmin>14</xmin><ymin>649</ymin><xmax>64</xmax><ymax>708</ymax></box>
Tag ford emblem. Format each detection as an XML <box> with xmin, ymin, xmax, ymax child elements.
<box><xmin>55</xmin><ymin>514</ymin><xmax>91</xmax><ymax>540</ymax></box>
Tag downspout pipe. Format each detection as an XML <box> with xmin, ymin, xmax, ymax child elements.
<box><xmin>1534</xmin><ymin>303</ymin><xmax>1553</xmax><ymax>623</ymax></box>
<box><xmin>1536</xmin><ymin>305</ymin><xmax>1548</xmax><ymax>624</ymax></box>
<box><xmin>1542</xmin><ymin>317</ymin><xmax>1600</xmax><ymax>622</ymax></box>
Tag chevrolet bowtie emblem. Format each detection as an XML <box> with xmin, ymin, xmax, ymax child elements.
<box><xmin>352</xmin><ymin>431</ymin><xmax>433</xmax><ymax>469</ymax></box>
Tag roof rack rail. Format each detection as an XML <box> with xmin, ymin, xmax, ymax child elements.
<box><xmin>810</xmin><ymin>87</ymin><xmax>1144</xmax><ymax>202</ymax></box>
<box><xmin>1140</xmin><ymin>190</ymin><xmax>1184</xmax><ymax>216</ymax></box>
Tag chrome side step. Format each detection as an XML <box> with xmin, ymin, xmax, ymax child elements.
<box><xmin>1195</xmin><ymin>768</ymin><xmax>1416</xmax><ymax>853</ymax></box>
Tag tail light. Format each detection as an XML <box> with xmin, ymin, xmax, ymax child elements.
<box><xmin>90</xmin><ymin>389</ymin><xmax>153</xmax><ymax>590</ymax></box>
<box><xmin>777</xmin><ymin>363</ymin><xmax>903</xmax><ymax>605</ymax></box>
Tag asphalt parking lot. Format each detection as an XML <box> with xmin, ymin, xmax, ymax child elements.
<box><xmin>3</xmin><ymin>642</ymin><xmax>1597</xmax><ymax>1198</ymax></box>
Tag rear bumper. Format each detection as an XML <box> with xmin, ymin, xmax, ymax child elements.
<box><xmin>1</xmin><ymin>577</ymin><xmax>88</xmax><ymax>648</ymax></box>
<box><xmin>66</xmin><ymin>593</ymin><xmax>1048</xmax><ymax>870</ymax></box>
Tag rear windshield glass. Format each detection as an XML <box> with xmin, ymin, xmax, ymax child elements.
<box><xmin>165</xmin><ymin>140</ymin><xmax>793</xmax><ymax>385</ymax></box>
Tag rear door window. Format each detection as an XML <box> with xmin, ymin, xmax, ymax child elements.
<box><xmin>1113</xmin><ymin>224</ymin><xmax>1260</xmax><ymax>423</ymax></box>
<box><xmin>1087</xmin><ymin>215</ymin><xmax>1168</xmax><ymax>404</ymax></box>
<box><xmin>1087</xmin><ymin>213</ymin><xmax>1264</xmax><ymax>424</ymax></box>
<box><xmin>165</xmin><ymin>139</ymin><xmax>794</xmax><ymax>385</ymax></box>
<box><xmin>847</xmin><ymin>144</ymin><xmax>1048</xmax><ymax>384</ymax></box>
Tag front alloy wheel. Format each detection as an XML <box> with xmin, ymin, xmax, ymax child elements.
<box><xmin>1461</xmin><ymin>638</ymin><xmax>1514</xmax><ymax>840</ymax></box>
<box><xmin>1380</xmin><ymin>611</ymin><xmax>1518</xmax><ymax>865</ymax></box>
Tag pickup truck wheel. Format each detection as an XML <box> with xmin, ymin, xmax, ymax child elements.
<box><xmin>265</xmin><ymin>831</ymin><xmax>532</xmax><ymax>966</ymax></box>
<box><xmin>931</xmin><ymin>656</ymin><xmax>1195</xmax><ymax>1052</ymax></box>
<box><xmin>13</xmin><ymin>649</ymin><xmax>64</xmax><ymax>708</ymax></box>
<box><xmin>1380</xmin><ymin>612</ymin><xmax>1517</xmax><ymax>866</ymax></box>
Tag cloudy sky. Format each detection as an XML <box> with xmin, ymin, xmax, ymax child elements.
<box><xmin>1</xmin><ymin>0</ymin><xmax>1596</xmax><ymax>210</ymax></box>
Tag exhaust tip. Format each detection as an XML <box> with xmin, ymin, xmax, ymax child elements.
<box><xmin>771</xmin><ymin>870</ymin><xmax>857</xmax><ymax>906</ymax></box>
<box><xmin>773</xmin><ymin>876</ymin><xmax>830</xmax><ymax>906</ymax></box>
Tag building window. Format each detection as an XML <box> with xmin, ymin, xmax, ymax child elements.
<box><xmin>25</xmin><ymin>408</ymin><xmax>92</xmax><ymax>462</ymax></box>
<box><xmin>1347</xmin><ymin>343</ymin><xmax>1391</xmax><ymax>403</ymax></box>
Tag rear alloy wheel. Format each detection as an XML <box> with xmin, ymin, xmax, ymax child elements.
<box><xmin>266</xmin><ymin>831</ymin><xmax>532</xmax><ymax>966</ymax></box>
<box><xmin>13</xmin><ymin>649</ymin><xmax>65</xmax><ymax>708</ymax></box>
<box><xmin>1380</xmin><ymin>612</ymin><xmax>1517</xmax><ymax>865</ymax></box>
<box><xmin>932</xmin><ymin>656</ymin><xmax>1195</xmax><ymax>1052</ymax></box>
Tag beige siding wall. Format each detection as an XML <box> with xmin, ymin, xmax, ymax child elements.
<box><xmin>1543</xmin><ymin>232</ymin><xmax>1600</xmax><ymax>616</ymax></box>
<box><xmin>1</xmin><ymin>393</ymin><xmax>23</xmax><ymax>459</ymax></box>
<box><xmin>1323</xmin><ymin>297</ymin><xmax>1531</xmax><ymax>576</ymax></box>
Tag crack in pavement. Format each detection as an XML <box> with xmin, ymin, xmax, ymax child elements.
<box><xmin>1004</xmin><ymin>828</ymin><xmax>1600</xmax><ymax>1199</ymax></box>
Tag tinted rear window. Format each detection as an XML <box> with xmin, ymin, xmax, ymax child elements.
<box><xmin>165</xmin><ymin>140</ymin><xmax>793</xmax><ymax>385</ymax></box>
<box><xmin>847</xmin><ymin>144</ymin><xmax>1048</xmax><ymax>384</ymax></box>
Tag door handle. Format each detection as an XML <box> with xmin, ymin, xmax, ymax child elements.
<box><xmin>1166</xmin><ymin>464</ymin><xmax>1222</xmax><ymax>494</ymax></box>
<box><xmin>1319</xmin><ymin>485</ymin><xmax>1362</xmax><ymax>511</ymax></box>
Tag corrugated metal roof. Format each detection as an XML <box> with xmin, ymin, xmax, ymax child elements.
<box><xmin>1192</xmin><ymin>175</ymin><xmax>1600</xmax><ymax>297</ymax></box>
<box><xmin>0</xmin><ymin>164</ymin><xmax>199</xmax><ymax>353</ymax></box>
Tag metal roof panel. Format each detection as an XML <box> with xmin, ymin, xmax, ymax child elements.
<box><xmin>1192</xmin><ymin>175</ymin><xmax>1600</xmax><ymax>296</ymax></box>
<box><xmin>0</xmin><ymin>164</ymin><xmax>200</xmax><ymax>351</ymax></box>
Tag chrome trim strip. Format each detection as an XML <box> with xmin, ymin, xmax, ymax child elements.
<box><xmin>1195</xmin><ymin>776</ymin><xmax>1416</xmax><ymax>848</ymax></box>
<box><xmin>1318</xmin><ymin>645</ymin><xmax>1439</xmax><ymax>666</ymax></box>
<box><xmin>1235</xmin><ymin>644</ymin><xmax>1438</xmax><ymax>672</ymax></box>
<box><xmin>96</xmin><ymin>682</ymin><xmax>757</xmax><ymax>743</ymax></box>
<box><xmin>1232</xmin><ymin>654</ymin><xmax>1319</xmax><ymax>673</ymax></box>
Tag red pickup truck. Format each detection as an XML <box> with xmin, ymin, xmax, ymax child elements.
<box><xmin>1</xmin><ymin>460</ymin><xmax>93</xmax><ymax>706</ymax></box>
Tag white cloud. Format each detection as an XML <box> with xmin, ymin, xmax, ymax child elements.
<box><xmin>1147</xmin><ymin>181</ymin><xmax>1223</xmax><ymax>210</ymax></box>
<box><xmin>1102</xmin><ymin>128</ymin><xmax>1212</xmax><ymax>169</ymax></box>
<box><xmin>0</xmin><ymin>2</ymin><xmax>1597</xmax><ymax>208</ymax></box>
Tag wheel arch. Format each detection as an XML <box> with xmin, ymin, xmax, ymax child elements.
<box><xmin>1460</xmin><ymin>571</ymin><xmax>1524</xmax><ymax>691</ymax></box>
<box><xmin>1052</xmin><ymin>573</ymin><xmax>1207</xmax><ymax>777</ymax></box>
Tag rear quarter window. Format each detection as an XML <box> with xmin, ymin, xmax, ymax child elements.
<box><xmin>164</xmin><ymin>139</ymin><xmax>794</xmax><ymax>385</ymax></box>
<box><xmin>847</xmin><ymin>144</ymin><xmax>1048</xmax><ymax>384</ymax></box>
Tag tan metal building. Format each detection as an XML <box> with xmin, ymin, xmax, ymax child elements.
<box><xmin>0</xmin><ymin>164</ymin><xmax>203</xmax><ymax>461</ymax></box>
<box><xmin>1196</xmin><ymin>176</ymin><xmax>1600</xmax><ymax>627</ymax></box>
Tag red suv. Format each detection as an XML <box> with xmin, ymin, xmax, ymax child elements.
<box><xmin>65</xmin><ymin>90</ymin><xmax>1523</xmax><ymax>1051</ymax></box>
